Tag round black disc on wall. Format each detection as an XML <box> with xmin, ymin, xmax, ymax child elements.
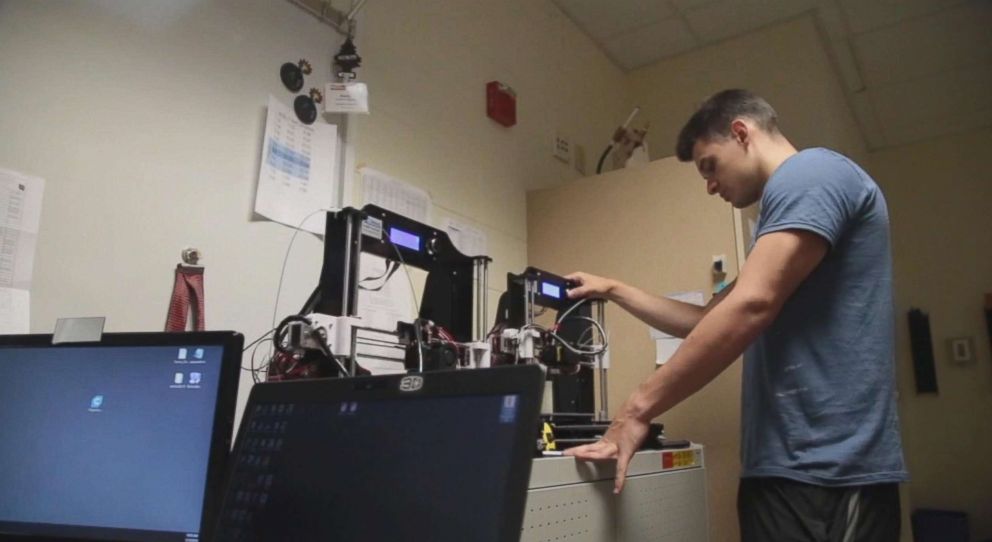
<box><xmin>294</xmin><ymin>95</ymin><xmax>317</xmax><ymax>125</ymax></box>
<box><xmin>280</xmin><ymin>62</ymin><xmax>304</xmax><ymax>92</ymax></box>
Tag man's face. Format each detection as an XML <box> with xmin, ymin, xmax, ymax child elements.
<box><xmin>691</xmin><ymin>134</ymin><xmax>761</xmax><ymax>209</ymax></box>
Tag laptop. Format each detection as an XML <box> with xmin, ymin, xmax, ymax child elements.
<box><xmin>214</xmin><ymin>365</ymin><xmax>544</xmax><ymax>542</ymax></box>
<box><xmin>0</xmin><ymin>331</ymin><xmax>243</xmax><ymax>542</ymax></box>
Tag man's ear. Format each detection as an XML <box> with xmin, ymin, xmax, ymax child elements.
<box><xmin>730</xmin><ymin>119</ymin><xmax>749</xmax><ymax>146</ymax></box>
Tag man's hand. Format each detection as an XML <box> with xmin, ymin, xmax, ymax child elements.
<box><xmin>564</xmin><ymin>271</ymin><xmax>617</xmax><ymax>300</ymax></box>
<box><xmin>563</xmin><ymin>413</ymin><xmax>650</xmax><ymax>494</ymax></box>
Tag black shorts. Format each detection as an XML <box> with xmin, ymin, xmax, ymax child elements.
<box><xmin>738</xmin><ymin>477</ymin><xmax>901</xmax><ymax>542</ymax></box>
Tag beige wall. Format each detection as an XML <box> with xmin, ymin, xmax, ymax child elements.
<box><xmin>627</xmin><ymin>15</ymin><xmax>868</xmax><ymax>164</ymax></box>
<box><xmin>528</xmin><ymin>158</ymin><xmax>742</xmax><ymax>542</ymax></box>
<box><xmin>352</xmin><ymin>0</ymin><xmax>632</xmax><ymax>302</ymax></box>
<box><xmin>868</xmin><ymin>128</ymin><xmax>992</xmax><ymax>541</ymax></box>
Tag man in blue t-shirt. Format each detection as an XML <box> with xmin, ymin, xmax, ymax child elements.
<box><xmin>564</xmin><ymin>89</ymin><xmax>907</xmax><ymax>541</ymax></box>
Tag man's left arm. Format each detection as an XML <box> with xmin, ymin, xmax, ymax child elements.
<box><xmin>565</xmin><ymin>229</ymin><xmax>829</xmax><ymax>493</ymax></box>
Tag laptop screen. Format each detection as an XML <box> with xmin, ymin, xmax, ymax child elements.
<box><xmin>0</xmin><ymin>332</ymin><xmax>242</xmax><ymax>542</ymax></box>
<box><xmin>216</xmin><ymin>366</ymin><xmax>543</xmax><ymax>542</ymax></box>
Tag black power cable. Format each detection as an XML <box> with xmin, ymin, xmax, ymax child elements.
<box><xmin>595</xmin><ymin>144</ymin><xmax>613</xmax><ymax>174</ymax></box>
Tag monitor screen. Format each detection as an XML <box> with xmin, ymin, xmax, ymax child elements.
<box><xmin>215</xmin><ymin>367</ymin><xmax>543</xmax><ymax>542</ymax></box>
<box><xmin>221</xmin><ymin>396</ymin><xmax>519</xmax><ymax>541</ymax></box>
<box><xmin>0</xmin><ymin>332</ymin><xmax>241</xmax><ymax>542</ymax></box>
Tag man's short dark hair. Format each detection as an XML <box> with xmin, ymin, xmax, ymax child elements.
<box><xmin>675</xmin><ymin>89</ymin><xmax>779</xmax><ymax>162</ymax></box>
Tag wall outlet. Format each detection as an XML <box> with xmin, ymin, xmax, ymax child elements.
<box><xmin>712</xmin><ymin>254</ymin><xmax>727</xmax><ymax>274</ymax></box>
<box><xmin>553</xmin><ymin>134</ymin><xmax>571</xmax><ymax>163</ymax></box>
<box><xmin>947</xmin><ymin>337</ymin><xmax>975</xmax><ymax>364</ymax></box>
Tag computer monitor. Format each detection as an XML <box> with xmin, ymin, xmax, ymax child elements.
<box><xmin>215</xmin><ymin>365</ymin><xmax>544</xmax><ymax>542</ymax></box>
<box><xmin>0</xmin><ymin>331</ymin><xmax>243</xmax><ymax>542</ymax></box>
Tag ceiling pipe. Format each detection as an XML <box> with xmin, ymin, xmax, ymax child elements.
<box><xmin>287</xmin><ymin>0</ymin><xmax>368</xmax><ymax>36</ymax></box>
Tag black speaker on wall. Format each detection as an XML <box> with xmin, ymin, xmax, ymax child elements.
<box><xmin>908</xmin><ymin>308</ymin><xmax>938</xmax><ymax>394</ymax></box>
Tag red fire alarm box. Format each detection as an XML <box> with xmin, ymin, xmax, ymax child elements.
<box><xmin>486</xmin><ymin>81</ymin><xmax>516</xmax><ymax>127</ymax></box>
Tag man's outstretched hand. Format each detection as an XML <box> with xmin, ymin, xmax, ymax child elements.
<box><xmin>563</xmin><ymin>414</ymin><xmax>650</xmax><ymax>494</ymax></box>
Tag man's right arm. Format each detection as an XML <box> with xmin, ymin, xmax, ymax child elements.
<box><xmin>565</xmin><ymin>272</ymin><xmax>735</xmax><ymax>339</ymax></box>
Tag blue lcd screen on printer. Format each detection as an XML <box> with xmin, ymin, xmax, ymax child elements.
<box><xmin>541</xmin><ymin>282</ymin><xmax>561</xmax><ymax>299</ymax></box>
<box><xmin>389</xmin><ymin>228</ymin><xmax>421</xmax><ymax>251</ymax></box>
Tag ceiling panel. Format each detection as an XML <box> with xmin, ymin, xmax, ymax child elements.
<box><xmin>550</xmin><ymin>0</ymin><xmax>992</xmax><ymax>151</ymax></box>
<box><xmin>602</xmin><ymin>17</ymin><xmax>698</xmax><ymax>70</ymax></box>
<box><xmin>552</xmin><ymin>0</ymin><xmax>676</xmax><ymax>40</ymax></box>
<box><xmin>839</xmin><ymin>0</ymin><xmax>969</xmax><ymax>35</ymax></box>
<box><xmin>853</xmin><ymin>1</ymin><xmax>992</xmax><ymax>87</ymax></box>
<box><xmin>871</xmin><ymin>63</ymin><xmax>992</xmax><ymax>146</ymax></box>
<box><xmin>682</xmin><ymin>0</ymin><xmax>816</xmax><ymax>42</ymax></box>
<box><xmin>669</xmin><ymin>0</ymin><xmax>725</xmax><ymax>12</ymax></box>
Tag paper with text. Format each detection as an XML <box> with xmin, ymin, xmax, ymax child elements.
<box><xmin>0</xmin><ymin>168</ymin><xmax>44</xmax><ymax>291</ymax></box>
<box><xmin>443</xmin><ymin>216</ymin><xmax>488</xmax><ymax>257</ymax></box>
<box><xmin>0</xmin><ymin>287</ymin><xmax>29</xmax><ymax>334</ymax></box>
<box><xmin>356</xmin><ymin>255</ymin><xmax>415</xmax><ymax>332</ymax></box>
<box><xmin>355</xmin><ymin>255</ymin><xmax>415</xmax><ymax>374</ymax></box>
<box><xmin>0</xmin><ymin>168</ymin><xmax>44</xmax><ymax>333</ymax></box>
<box><xmin>254</xmin><ymin>95</ymin><xmax>338</xmax><ymax>234</ymax></box>
<box><xmin>360</xmin><ymin>167</ymin><xmax>430</xmax><ymax>224</ymax></box>
<box><xmin>324</xmin><ymin>82</ymin><xmax>370</xmax><ymax>114</ymax></box>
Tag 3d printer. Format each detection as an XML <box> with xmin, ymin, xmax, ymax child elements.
<box><xmin>261</xmin><ymin>206</ymin><xmax>668</xmax><ymax>451</ymax></box>
<box><xmin>489</xmin><ymin>267</ymin><xmax>609</xmax><ymax>421</ymax></box>
<box><xmin>267</xmin><ymin>204</ymin><xmax>492</xmax><ymax>379</ymax></box>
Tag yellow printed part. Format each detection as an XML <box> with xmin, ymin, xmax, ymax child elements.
<box><xmin>542</xmin><ymin>422</ymin><xmax>557</xmax><ymax>451</ymax></box>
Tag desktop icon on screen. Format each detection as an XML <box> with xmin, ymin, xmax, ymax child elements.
<box><xmin>189</xmin><ymin>372</ymin><xmax>202</xmax><ymax>385</ymax></box>
<box><xmin>194</xmin><ymin>348</ymin><xmax>204</xmax><ymax>359</ymax></box>
<box><xmin>174</xmin><ymin>373</ymin><xmax>185</xmax><ymax>385</ymax></box>
<box><xmin>499</xmin><ymin>394</ymin><xmax>518</xmax><ymax>423</ymax></box>
<box><xmin>178</xmin><ymin>348</ymin><xmax>188</xmax><ymax>360</ymax></box>
<box><xmin>90</xmin><ymin>395</ymin><xmax>104</xmax><ymax>410</ymax></box>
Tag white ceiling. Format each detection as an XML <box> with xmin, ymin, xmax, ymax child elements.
<box><xmin>552</xmin><ymin>0</ymin><xmax>992</xmax><ymax>150</ymax></box>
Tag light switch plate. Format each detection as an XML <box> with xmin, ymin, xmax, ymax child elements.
<box><xmin>947</xmin><ymin>337</ymin><xmax>975</xmax><ymax>364</ymax></box>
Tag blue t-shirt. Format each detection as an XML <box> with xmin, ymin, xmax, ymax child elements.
<box><xmin>741</xmin><ymin>147</ymin><xmax>908</xmax><ymax>486</ymax></box>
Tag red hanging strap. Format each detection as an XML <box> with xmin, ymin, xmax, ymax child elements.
<box><xmin>166</xmin><ymin>264</ymin><xmax>205</xmax><ymax>331</ymax></box>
